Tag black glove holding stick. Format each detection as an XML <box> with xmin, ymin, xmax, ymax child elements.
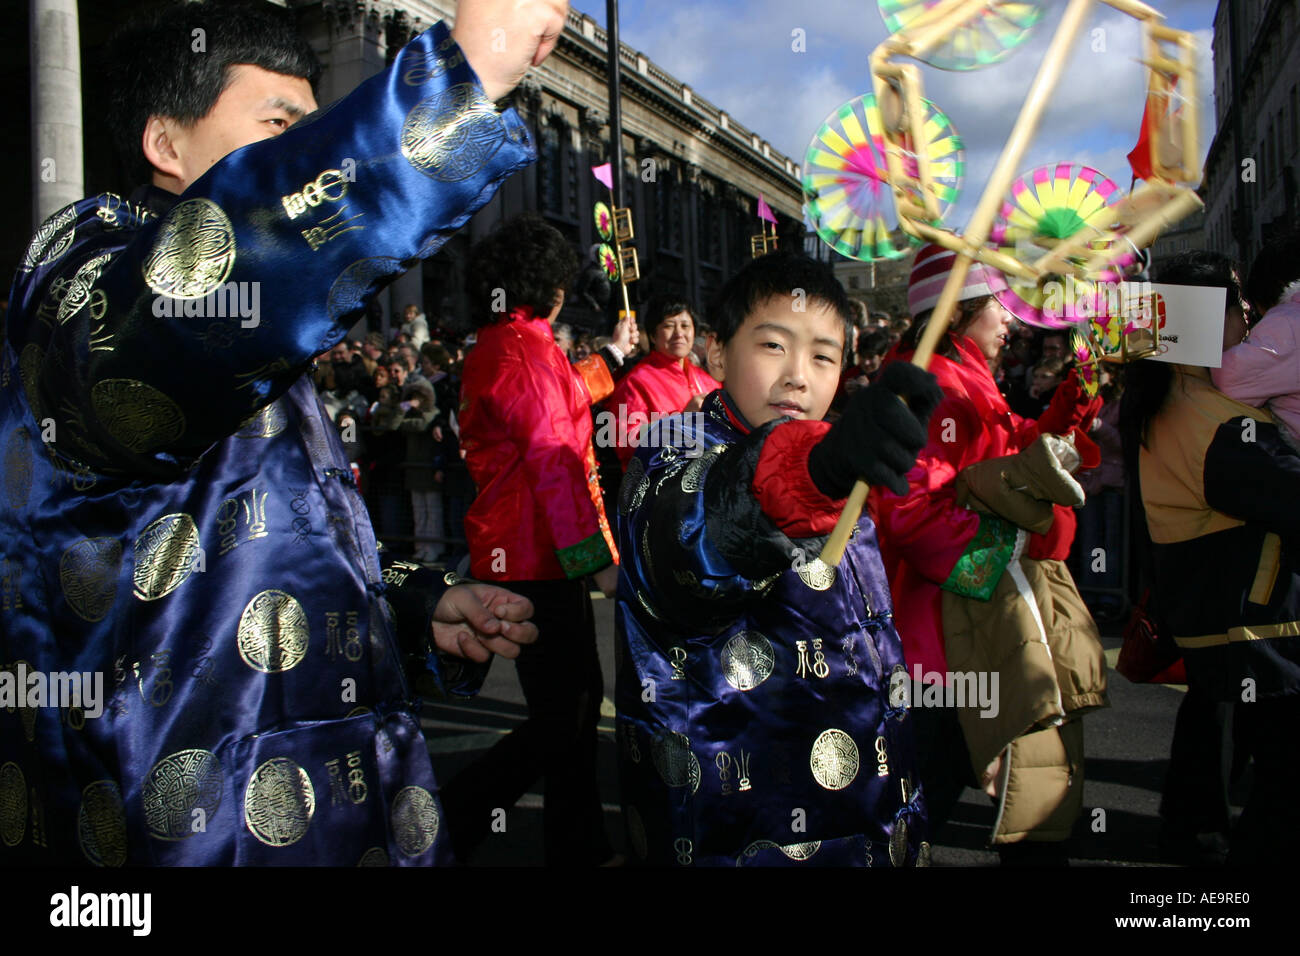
<box><xmin>809</xmin><ymin>362</ymin><xmax>944</xmax><ymax>498</ymax></box>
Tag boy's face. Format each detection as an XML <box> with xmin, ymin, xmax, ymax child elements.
<box><xmin>708</xmin><ymin>294</ymin><xmax>845</xmax><ymax>426</ymax></box>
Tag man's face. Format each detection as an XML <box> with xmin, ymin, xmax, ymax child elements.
<box><xmin>331</xmin><ymin>343</ymin><xmax>350</xmax><ymax>364</ymax></box>
<box><xmin>652</xmin><ymin>311</ymin><xmax>695</xmax><ymax>360</ymax></box>
<box><xmin>388</xmin><ymin>362</ymin><xmax>407</xmax><ymax>386</ymax></box>
<box><xmin>363</xmin><ymin>342</ymin><xmax>382</xmax><ymax>361</ymax></box>
<box><xmin>149</xmin><ymin>64</ymin><xmax>317</xmax><ymax>193</ymax></box>
<box><xmin>707</xmin><ymin>295</ymin><xmax>845</xmax><ymax>426</ymax></box>
<box><xmin>1041</xmin><ymin>335</ymin><xmax>1066</xmax><ymax>360</ymax></box>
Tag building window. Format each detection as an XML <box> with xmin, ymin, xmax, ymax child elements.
<box><xmin>539</xmin><ymin>120</ymin><xmax>563</xmax><ymax>216</ymax></box>
<box><xmin>848</xmin><ymin>275</ymin><xmax>860</xmax><ymax>289</ymax></box>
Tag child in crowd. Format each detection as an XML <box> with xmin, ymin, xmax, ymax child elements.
<box><xmin>615</xmin><ymin>251</ymin><xmax>943</xmax><ymax>866</ymax></box>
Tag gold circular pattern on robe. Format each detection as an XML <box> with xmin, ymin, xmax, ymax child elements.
<box><xmin>400</xmin><ymin>83</ymin><xmax>506</xmax><ymax>182</ymax></box>
<box><xmin>133</xmin><ymin>512</ymin><xmax>201</xmax><ymax>601</ymax></box>
<box><xmin>326</xmin><ymin>257</ymin><xmax>402</xmax><ymax>325</ymax></box>
<box><xmin>618</xmin><ymin>456</ymin><xmax>649</xmax><ymax>515</ymax></box>
<box><xmin>721</xmin><ymin>631</ymin><xmax>775</xmax><ymax>692</ymax></box>
<box><xmin>391</xmin><ymin>785</ymin><xmax>440</xmax><ymax>856</ymax></box>
<box><xmin>736</xmin><ymin>839</ymin><xmax>778</xmax><ymax>865</ymax></box>
<box><xmin>92</xmin><ymin>378</ymin><xmax>187</xmax><ymax>455</ymax></box>
<box><xmin>357</xmin><ymin>846</ymin><xmax>390</xmax><ymax>867</ymax></box>
<box><xmin>5</xmin><ymin>427</ymin><xmax>32</xmax><ymax>510</ymax></box>
<box><xmin>651</xmin><ymin>731</ymin><xmax>701</xmax><ymax>793</ymax></box>
<box><xmin>810</xmin><ymin>728</ymin><xmax>859</xmax><ymax>791</ymax></box>
<box><xmin>780</xmin><ymin>840</ymin><xmax>822</xmax><ymax>861</ymax></box>
<box><xmin>680</xmin><ymin>445</ymin><xmax>725</xmax><ymax>494</ymax></box>
<box><xmin>244</xmin><ymin>757</ymin><xmax>316</xmax><ymax>847</ymax></box>
<box><xmin>625</xmin><ymin>804</ymin><xmax>648</xmax><ymax>860</ymax></box>
<box><xmin>57</xmin><ymin>252</ymin><xmax>114</xmax><ymax>325</ymax></box>
<box><xmin>236</xmin><ymin>590</ymin><xmax>310</xmax><ymax>673</ymax></box>
<box><xmin>60</xmin><ymin>537</ymin><xmax>123</xmax><ymax>623</ymax></box>
<box><xmin>142</xmin><ymin>198</ymin><xmax>236</xmax><ymax>299</ymax></box>
<box><xmin>796</xmin><ymin>558</ymin><xmax>836</xmax><ymax>591</ymax></box>
<box><xmin>142</xmin><ymin>748</ymin><xmax>224</xmax><ymax>841</ymax></box>
<box><xmin>889</xmin><ymin>817</ymin><xmax>909</xmax><ymax>867</ymax></box>
<box><xmin>235</xmin><ymin>400</ymin><xmax>288</xmax><ymax>439</ymax></box>
<box><xmin>0</xmin><ymin>762</ymin><xmax>26</xmax><ymax>847</ymax></box>
<box><xmin>78</xmin><ymin>780</ymin><xmax>128</xmax><ymax>867</ymax></box>
<box><xmin>21</xmin><ymin>203</ymin><xmax>77</xmax><ymax>271</ymax></box>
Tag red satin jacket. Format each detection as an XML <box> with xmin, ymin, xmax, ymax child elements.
<box><xmin>871</xmin><ymin>334</ymin><xmax>1102</xmax><ymax>675</ymax></box>
<box><xmin>460</xmin><ymin>308</ymin><xmax>619</xmax><ymax>581</ymax></box>
<box><xmin>603</xmin><ymin>349</ymin><xmax>721</xmax><ymax>468</ymax></box>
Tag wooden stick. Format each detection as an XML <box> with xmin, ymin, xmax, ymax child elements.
<box><xmin>819</xmin><ymin>0</ymin><xmax>1097</xmax><ymax>570</ymax></box>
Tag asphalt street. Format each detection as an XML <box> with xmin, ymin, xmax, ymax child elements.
<box><xmin>421</xmin><ymin>591</ymin><xmax>1217</xmax><ymax>867</ymax></box>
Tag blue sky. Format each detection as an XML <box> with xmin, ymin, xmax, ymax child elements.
<box><xmin>568</xmin><ymin>0</ymin><xmax>1219</xmax><ymax>236</ymax></box>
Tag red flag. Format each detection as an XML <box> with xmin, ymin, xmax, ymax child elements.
<box><xmin>757</xmin><ymin>194</ymin><xmax>777</xmax><ymax>224</ymax></box>
<box><xmin>1127</xmin><ymin>78</ymin><xmax>1177</xmax><ymax>184</ymax></box>
<box><xmin>592</xmin><ymin>163</ymin><xmax>613</xmax><ymax>189</ymax></box>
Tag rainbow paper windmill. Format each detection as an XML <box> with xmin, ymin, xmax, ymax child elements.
<box><xmin>803</xmin><ymin>93</ymin><xmax>964</xmax><ymax>261</ymax></box>
<box><xmin>878</xmin><ymin>0</ymin><xmax>1045</xmax><ymax>71</ymax></box>
<box><xmin>597</xmin><ymin>243</ymin><xmax>620</xmax><ymax>282</ymax></box>
<box><xmin>594</xmin><ymin>202</ymin><xmax>613</xmax><ymax>242</ymax></box>
<box><xmin>1070</xmin><ymin>326</ymin><xmax>1101</xmax><ymax>397</ymax></box>
<box><xmin>990</xmin><ymin>163</ymin><xmax>1136</xmax><ymax>327</ymax></box>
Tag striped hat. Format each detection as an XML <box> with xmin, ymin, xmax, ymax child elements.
<box><xmin>907</xmin><ymin>243</ymin><xmax>1011</xmax><ymax>319</ymax></box>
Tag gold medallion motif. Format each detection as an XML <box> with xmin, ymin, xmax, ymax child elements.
<box><xmin>618</xmin><ymin>456</ymin><xmax>649</xmax><ymax>515</ymax></box>
<box><xmin>625</xmin><ymin>804</ymin><xmax>648</xmax><ymax>860</ymax></box>
<box><xmin>21</xmin><ymin>203</ymin><xmax>77</xmax><ymax>270</ymax></box>
<box><xmin>780</xmin><ymin>840</ymin><xmax>822</xmax><ymax>861</ymax></box>
<box><xmin>736</xmin><ymin>839</ymin><xmax>778</xmax><ymax>865</ymax></box>
<box><xmin>651</xmin><ymin>731</ymin><xmax>701</xmax><ymax>793</ymax></box>
<box><xmin>142</xmin><ymin>198</ymin><xmax>236</xmax><ymax>298</ymax></box>
<box><xmin>57</xmin><ymin>252</ymin><xmax>114</xmax><ymax>325</ymax></box>
<box><xmin>400</xmin><ymin>84</ymin><xmax>506</xmax><ymax>182</ymax></box>
<box><xmin>4</xmin><ymin>428</ymin><xmax>32</xmax><ymax>510</ymax></box>
<box><xmin>326</xmin><ymin>257</ymin><xmax>402</xmax><ymax>324</ymax></box>
<box><xmin>132</xmin><ymin>512</ymin><xmax>201</xmax><ymax>601</ymax></box>
<box><xmin>0</xmin><ymin>763</ymin><xmax>26</xmax><ymax>847</ymax></box>
<box><xmin>357</xmin><ymin>846</ymin><xmax>390</xmax><ymax>866</ymax></box>
<box><xmin>721</xmin><ymin>631</ymin><xmax>776</xmax><ymax>691</ymax></box>
<box><xmin>810</xmin><ymin>728</ymin><xmax>859</xmax><ymax>791</ymax></box>
<box><xmin>237</xmin><ymin>590</ymin><xmax>310</xmax><ymax>673</ymax></box>
<box><xmin>680</xmin><ymin>445</ymin><xmax>725</xmax><ymax>494</ymax></box>
<box><xmin>142</xmin><ymin>748</ymin><xmax>224</xmax><ymax>840</ymax></box>
<box><xmin>235</xmin><ymin>400</ymin><xmax>288</xmax><ymax>439</ymax></box>
<box><xmin>60</xmin><ymin>537</ymin><xmax>122</xmax><ymax>622</ymax></box>
<box><xmin>92</xmin><ymin>378</ymin><xmax>186</xmax><ymax>454</ymax></box>
<box><xmin>244</xmin><ymin>757</ymin><xmax>315</xmax><ymax>847</ymax></box>
<box><xmin>796</xmin><ymin>557</ymin><xmax>836</xmax><ymax>591</ymax></box>
<box><xmin>78</xmin><ymin>780</ymin><xmax>128</xmax><ymax>866</ymax></box>
<box><xmin>391</xmin><ymin>785</ymin><xmax>440</xmax><ymax>856</ymax></box>
<box><xmin>889</xmin><ymin>817</ymin><xmax>909</xmax><ymax>867</ymax></box>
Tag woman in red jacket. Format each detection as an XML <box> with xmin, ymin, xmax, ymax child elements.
<box><xmin>873</xmin><ymin>243</ymin><xmax>1104</xmax><ymax>864</ymax></box>
<box><xmin>602</xmin><ymin>295</ymin><xmax>721</xmax><ymax>468</ymax></box>
<box><xmin>440</xmin><ymin>214</ymin><xmax>637</xmax><ymax>865</ymax></box>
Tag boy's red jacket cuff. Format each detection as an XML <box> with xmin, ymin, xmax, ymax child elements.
<box><xmin>751</xmin><ymin>420</ymin><xmax>847</xmax><ymax>538</ymax></box>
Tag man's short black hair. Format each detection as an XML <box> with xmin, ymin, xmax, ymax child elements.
<box><xmin>709</xmin><ymin>251</ymin><xmax>852</xmax><ymax>366</ymax></box>
<box><xmin>1245</xmin><ymin>230</ymin><xmax>1300</xmax><ymax>315</ymax></box>
<box><xmin>105</xmin><ymin>0</ymin><xmax>321</xmax><ymax>184</ymax></box>
<box><xmin>466</xmin><ymin>214</ymin><xmax>579</xmax><ymax>327</ymax></box>
<box><xmin>641</xmin><ymin>294</ymin><xmax>696</xmax><ymax>334</ymax></box>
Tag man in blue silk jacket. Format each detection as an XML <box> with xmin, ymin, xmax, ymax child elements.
<box><xmin>0</xmin><ymin>0</ymin><xmax>567</xmax><ymax>865</ymax></box>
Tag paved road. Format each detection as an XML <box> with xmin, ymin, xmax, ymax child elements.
<box><xmin>421</xmin><ymin>592</ymin><xmax>1218</xmax><ymax>866</ymax></box>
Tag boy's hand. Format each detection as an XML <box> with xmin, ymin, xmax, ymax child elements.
<box><xmin>432</xmin><ymin>583</ymin><xmax>538</xmax><ymax>662</ymax></box>
<box><xmin>807</xmin><ymin>362</ymin><xmax>943</xmax><ymax>498</ymax></box>
<box><xmin>451</xmin><ymin>0</ymin><xmax>570</xmax><ymax>102</ymax></box>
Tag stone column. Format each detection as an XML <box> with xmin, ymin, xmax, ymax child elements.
<box><xmin>30</xmin><ymin>0</ymin><xmax>83</xmax><ymax>226</ymax></box>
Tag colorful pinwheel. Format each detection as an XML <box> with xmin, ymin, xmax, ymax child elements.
<box><xmin>597</xmin><ymin>243</ymin><xmax>620</xmax><ymax>282</ymax></box>
<box><xmin>1070</xmin><ymin>327</ymin><xmax>1101</xmax><ymax>397</ymax></box>
<box><xmin>878</xmin><ymin>0</ymin><xmax>1045</xmax><ymax>71</ymax></box>
<box><xmin>990</xmin><ymin>163</ymin><xmax>1135</xmax><ymax>327</ymax></box>
<box><xmin>594</xmin><ymin>202</ymin><xmax>613</xmax><ymax>242</ymax></box>
<box><xmin>803</xmin><ymin>93</ymin><xmax>964</xmax><ymax>262</ymax></box>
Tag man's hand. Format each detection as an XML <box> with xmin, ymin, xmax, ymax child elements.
<box><xmin>682</xmin><ymin>393</ymin><xmax>705</xmax><ymax>414</ymax></box>
<box><xmin>592</xmin><ymin>563</ymin><xmax>618</xmax><ymax>598</ymax></box>
<box><xmin>451</xmin><ymin>0</ymin><xmax>570</xmax><ymax>102</ymax></box>
<box><xmin>432</xmin><ymin>582</ymin><xmax>539</xmax><ymax>662</ymax></box>
<box><xmin>611</xmin><ymin>311</ymin><xmax>638</xmax><ymax>357</ymax></box>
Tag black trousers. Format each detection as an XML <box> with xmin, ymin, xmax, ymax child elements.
<box><xmin>1160</xmin><ymin>687</ymin><xmax>1234</xmax><ymax>838</ymax></box>
<box><xmin>438</xmin><ymin>578</ymin><xmax>612</xmax><ymax>865</ymax></box>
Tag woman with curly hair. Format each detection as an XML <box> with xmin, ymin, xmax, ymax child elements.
<box><xmin>438</xmin><ymin>213</ymin><xmax>637</xmax><ymax>865</ymax></box>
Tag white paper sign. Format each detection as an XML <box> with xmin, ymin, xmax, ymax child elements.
<box><xmin>1125</xmin><ymin>282</ymin><xmax>1227</xmax><ymax>369</ymax></box>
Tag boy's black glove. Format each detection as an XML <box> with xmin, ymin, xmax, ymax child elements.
<box><xmin>808</xmin><ymin>361</ymin><xmax>944</xmax><ymax>498</ymax></box>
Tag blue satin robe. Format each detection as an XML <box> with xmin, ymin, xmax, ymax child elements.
<box><xmin>0</xmin><ymin>21</ymin><xmax>533</xmax><ymax>865</ymax></box>
<box><xmin>615</xmin><ymin>392</ymin><xmax>928</xmax><ymax>866</ymax></box>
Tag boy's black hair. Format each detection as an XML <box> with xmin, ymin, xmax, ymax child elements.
<box><xmin>466</xmin><ymin>213</ymin><xmax>579</xmax><ymax>328</ymax></box>
<box><xmin>641</xmin><ymin>294</ymin><xmax>697</xmax><ymax>334</ymax></box>
<box><xmin>857</xmin><ymin>329</ymin><xmax>892</xmax><ymax>361</ymax></box>
<box><xmin>1245</xmin><ymin>230</ymin><xmax>1300</xmax><ymax>315</ymax></box>
<box><xmin>710</xmin><ymin>251</ymin><xmax>853</xmax><ymax>366</ymax></box>
<box><xmin>105</xmin><ymin>0</ymin><xmax>321</xmax><ymax>184</ymax></box>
